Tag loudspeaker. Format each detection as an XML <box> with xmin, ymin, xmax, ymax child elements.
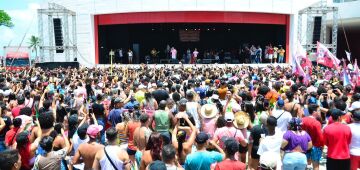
<box><xmin>312</xmin><ymin>16</ymin><xmax>322</xmax><ymax>44</ymax></box>
<box><xmin>53</xmin><ymin>18</ymin><xmax>64</xmax><ymax>53</ymax></box>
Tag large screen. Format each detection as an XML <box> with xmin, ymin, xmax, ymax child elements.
<box><xmin>179</xmin><ymin>29</ymin><xmax>200</xmax><ymax>42</ymax></box>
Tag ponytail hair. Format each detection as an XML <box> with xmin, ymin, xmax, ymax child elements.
<box><xmin>176</xmin><ymin>130</ymin><xmax>186</xmax><ymax>159</ymax></box>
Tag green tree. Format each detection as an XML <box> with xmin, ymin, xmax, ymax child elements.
<box><xmin>28</xmin><ymin>35</ymin><xmax>40</xmax><ymax>61</ymax></box>
<box><xmin>0</xmin><ymin>10</ymin><xmax>14</xmax><ymax>27</ymax></box>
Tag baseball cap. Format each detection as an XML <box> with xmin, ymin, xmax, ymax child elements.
<box><xmin>224</xmin><ymin>112</ymin><xmax>234</xmax><ymax>122</ymax></box>
<box><xmin>349</xmin><ymin>101</ymin><xmax>360</xmax><ymax>111</ymax></box>
<box><xmin>308</xmin><ymin>97</ymin><xmax>317</xmax><ymax>104</ymax></box>
<box><xmin>277</xmin><ymin>99</ymin><xmax>285</xmax><ymax>107</ymax></box>
<box><xmin>195</xmin><ymin>132</ymin><xmax>209</xmax><ymax>144</ymax></box>
<box><xmin>87</xmin><ymin>124</ymin><xmax>103</xmax><ymax>138</ymax></box>
<box><xmin>138</xmin><ymin>84</ymin><xmax>146</xmax><ymax>89</ymax></box>
<box><xmin>114</xmin><ymin>97</ymin><xmax>124</xmax><ymax>104</ymax></box>
<box><xmin>178</xmin><ymin>98</ymin><xmax>188</xmax><ymax>106</ymax></box>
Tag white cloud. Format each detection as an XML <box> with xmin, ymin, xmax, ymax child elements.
<box><xmin>0</xmin><ymin>3</ymin><xmax>40</xmax><ymax>56</ymax></box>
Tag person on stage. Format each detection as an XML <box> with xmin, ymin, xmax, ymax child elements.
<box><xmin>250</xmin><ymin>45</ymin><xmax>257</xmax><ymax>63</ymax></box>
<box><xmin>256</xmin><ymin>45</ymin><xmax>262</xmax><ymax>63</ymax></box>
<box><xmin>267</xmin><ymin>44</ymin><xmax>274</xmax><ymax>63</ymax></box>
<box><xmin>191</xmin><ymin>48</ymin><xmax>199</xmax><ymax>64</ymax></box>
<box><xmin>171</xmin><ymin>47</ymin><xmax>177</xmax><ymax>63</ymax></box>
<box><xmin>186</xmin><ymin>49</ymin><xmax>191</xmax><ymax>64</ymax></box>
<box><xmin>151</xmin><ymin>48</ymin><xmax>159</xmax><ymax>63</ymax></box>
<box><xmin>118</xmin><ymin>48</ymin><xmax>123</xmax><ymax>64</ymax></box>
<box><xmin>128</xmin><ymin>49</ymin><xmax>133</xmax><ymax>64</ymax></box>
<box><xmin>278</xmin><ymin>46</ymin><xmax>285</xmax><ymax>63</ymax></box>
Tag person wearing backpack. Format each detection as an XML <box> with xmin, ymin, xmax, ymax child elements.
<box><xmin>271</xmin><ymin>99</ymin><xmax>292</xmax><ymax>135</ymax></box>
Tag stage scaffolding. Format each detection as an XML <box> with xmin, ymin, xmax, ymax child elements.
<box><xmin>298</xmin><ymin>0</ymin><xmax>338</xmax><ymax>55</ymax></box>
<box><xmin>37</xmin><ymin>3</ymin><xmax>77</xmax><ymax>62</ymax></box>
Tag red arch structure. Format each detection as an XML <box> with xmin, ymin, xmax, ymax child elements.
<box><xmin>94</xmin><ymin>11</ymin><xmax>290</xmax><ymax>64</ymax></box>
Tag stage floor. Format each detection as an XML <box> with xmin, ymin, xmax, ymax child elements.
<box><xmin>96</xmin><ymin>63</ymin><xmax>289</xmax><ymax>68</ymax></box>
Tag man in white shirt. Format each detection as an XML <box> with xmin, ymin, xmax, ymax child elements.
<box><xmin>257</xmin><ymin>116</ymin><xmax>282</xmax><ymax>155</ymax></box>
<box><xmin>271</xmin><ymin>99</ymin><xmax>292</xmax><ymax>134</ymax></box>
<box><xmin>348</xmin><ymin>110</ymin><xmax>360</xmax><ymax>170</ymax></box>
<box><xmin>258</xmin><ymin>116</ymin><xmax>283</xmax><ymax>170</ymax></box>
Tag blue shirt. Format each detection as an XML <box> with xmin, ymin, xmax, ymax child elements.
<box><xmin>108</xmin><ymin>108</ymin><xmax>123</xmax><ymax>127</ymax></box>
<box><xmin>124</xmin><ymin>100</ymin><xmax>139</xmax><ymax>110</ymax></box>
<box><xmin>185</xmin><ymin>151</ymin><xmax>223</xmax><ymax>170</ymax></box>
<box><xmin>195</xmin><ymin>87</ymin><xmax>207</xmax><ymax>99</ymax></box>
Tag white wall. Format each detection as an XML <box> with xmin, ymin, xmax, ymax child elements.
<box><xmin>44</xmin><ymin>0</ymin><xmax>320</xmax><ymax>65</ymax></box>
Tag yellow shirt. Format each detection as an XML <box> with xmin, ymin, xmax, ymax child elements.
<box><xmin>278</xmin><ymin>49</ymin><xmax>285</xmax><ymax>56</ymax></box>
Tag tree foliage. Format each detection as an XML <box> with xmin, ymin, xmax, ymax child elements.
<box><xmin>0</xmin><ymin>10</ymin><xmax>14</xmax><ymax>27</ymax></box>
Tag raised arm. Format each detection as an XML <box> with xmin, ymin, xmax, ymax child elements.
<box><xmin>172</xmin><ymin>123</ymin><xmax>179</xmax><ymax>148</ymax></box>
<box><xmin>61</xmin><ymin>128</ymin><xmax>71</xmax><ymax>153</ymax></box>
<box><xmin>30</xmin><ymin>119</ymin><xmax>42</xmax><ymax>152</ymax></box>
<box><xmin>183</xmin><ymin>115</ymin><xmax>197</xmax><ymax>149</ymax></box>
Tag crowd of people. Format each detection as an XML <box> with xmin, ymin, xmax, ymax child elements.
<box><xmin>0</xmin><ymin>63</ymin><xmax>359</xmax><ymax>170</ymax></box>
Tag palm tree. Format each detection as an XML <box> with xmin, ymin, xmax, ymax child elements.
<box><xmin>28</xmin><ymin>35</ymin><xmax>40</xmax><ymax>62</ymax></box>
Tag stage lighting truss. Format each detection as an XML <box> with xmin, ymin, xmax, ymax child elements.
<box><xmin>37</xmin><ymin>3</ymin><xmax>77</xmax><ymax>62</ymax></box>
<box><xmin>298</xmin><ymin>0</ymin><xmax>338</xmax><ymax>55</ymax></box>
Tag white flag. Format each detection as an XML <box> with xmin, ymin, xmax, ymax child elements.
<box><xmin>345</xmin><ymin>51</ymin><xmax>351</xmax><ymax>61</ymax></box>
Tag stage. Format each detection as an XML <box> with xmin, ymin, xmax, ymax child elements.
<box><xmin>95</xmin><ymin>12</ymin><xmax>290</xmax><ymax>65</ymax></box>
<box><xmin>95</xmin><ymin>63</ymin><xmax>289</xmax><ymax>69</ymax></box>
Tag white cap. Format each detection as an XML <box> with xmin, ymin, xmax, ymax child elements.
<box><xmin>138</xmin><ymin>84</ymin><xmax>146</xmax><ymax>89</ymax></box>
<box><xmin>349</xmin><ymin>101</ymin><xmax>360</xmax><ymax>111</ymax></box>
<box><xmin>224</xmin><ymin>112</ymin><xmax>234</xmax><ymax>122</ymax></box>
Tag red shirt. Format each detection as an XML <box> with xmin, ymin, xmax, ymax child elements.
<box><xmin>11</xmin><ymin>105</ymin><xmax>24</xmax><ymax>118</ymax></box>
<box><xmin>323</xmin><ymin>122</ymin><xmax>352</xmax><ymax>159</ymax></box>
<box><xmin>5</xmin><ymin>127</ymin><xmax>20</xmax><ymax>146</ymax></box>
<box><xmin>302</xmin><ymin>116</ymin><xmax>324</xmax><ymax>147</ymax></box>
<box><xmin>127</xmin><ymin>121</ymin><xmax>141</xmax><ymax>151</ymax></box>
<box><xmin>215</xmin><ymin>159</ymin><xmax>246</xmax><ymax>170</ymax></box>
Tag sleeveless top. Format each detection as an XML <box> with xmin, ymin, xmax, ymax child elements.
<box><xmin>186</xmin><ymin>102</ymin><xmax>201</xmax><ymax>129</ymax></box>
<box><xmin>154</xmin><ymin>110</ymin><xmax>170</xmax><ymax>132</ymax></box>
<box><xmin>100</xmin><ymin>146</ymin><xmax>125</xmax><ymax>170</ymax></box>
<box><xmin>118</xmin><ymin>124</ymin><xmax>129</xmax><ymax>145</ymax></box>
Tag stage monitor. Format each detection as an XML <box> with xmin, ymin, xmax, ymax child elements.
<box><xmin>179</xmin><ymin>29</ymin><xmax>200</xmax><ymax>42</ymax></box>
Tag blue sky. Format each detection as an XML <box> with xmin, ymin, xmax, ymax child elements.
<box><xmin>0</xmin><ymin>0</ymin><xmax>42</xmax><ymax>58</ymax></box>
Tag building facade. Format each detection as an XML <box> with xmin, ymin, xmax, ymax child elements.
<box><xmin>43</xmin><ymin>0</ymin><xmax>320</xmax><ymax>66</ymax></box>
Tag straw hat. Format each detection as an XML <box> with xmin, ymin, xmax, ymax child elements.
<box><xmin>200</xmin><ymin>104</ymin><xmax>219</xmax><ymax>119</ymax></box>
<box><xmin>233</xmin><ymin>111</ymin><xmax>250</xmax><ymax>129</ymax></box>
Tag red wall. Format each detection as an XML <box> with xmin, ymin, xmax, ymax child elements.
<box><xmin>94</xmin><ymin>11</ymin><xmax>290</xmax><ymax>64</ymax></box>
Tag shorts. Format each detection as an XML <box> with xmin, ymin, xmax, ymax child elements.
<box><xmin>127</xmin><ymin>147</ymin><xmax>137</xmax><ymax>155</ymax></box>
<box><xmin>268</xmin><ymin>54</ymin><xmax>273</xmax><ymax>59</ymax></box>
<box><xmin>305</xmin><ymin>146</ymin><xmax>323</xmax><ymax>162</ymax></box>
<box><xmin>283</xmin><ymin>152</ymin><xmax>307</xmax><ymax>170</ymax></box>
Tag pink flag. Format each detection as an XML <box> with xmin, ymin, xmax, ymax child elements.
<box><xmin>353</xmin><ymin>59</ymin><xmax>360</xmax><ymax>86</ymax></box>
<box><xmin>316</xmin><ymin>42</ymin><xmax>340</xmax><ymax>68</ymax></box>
<box><xmin>292</xmin><ymin>42</ymin><xmax>309</xmax><ymax>85</ymax></box>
